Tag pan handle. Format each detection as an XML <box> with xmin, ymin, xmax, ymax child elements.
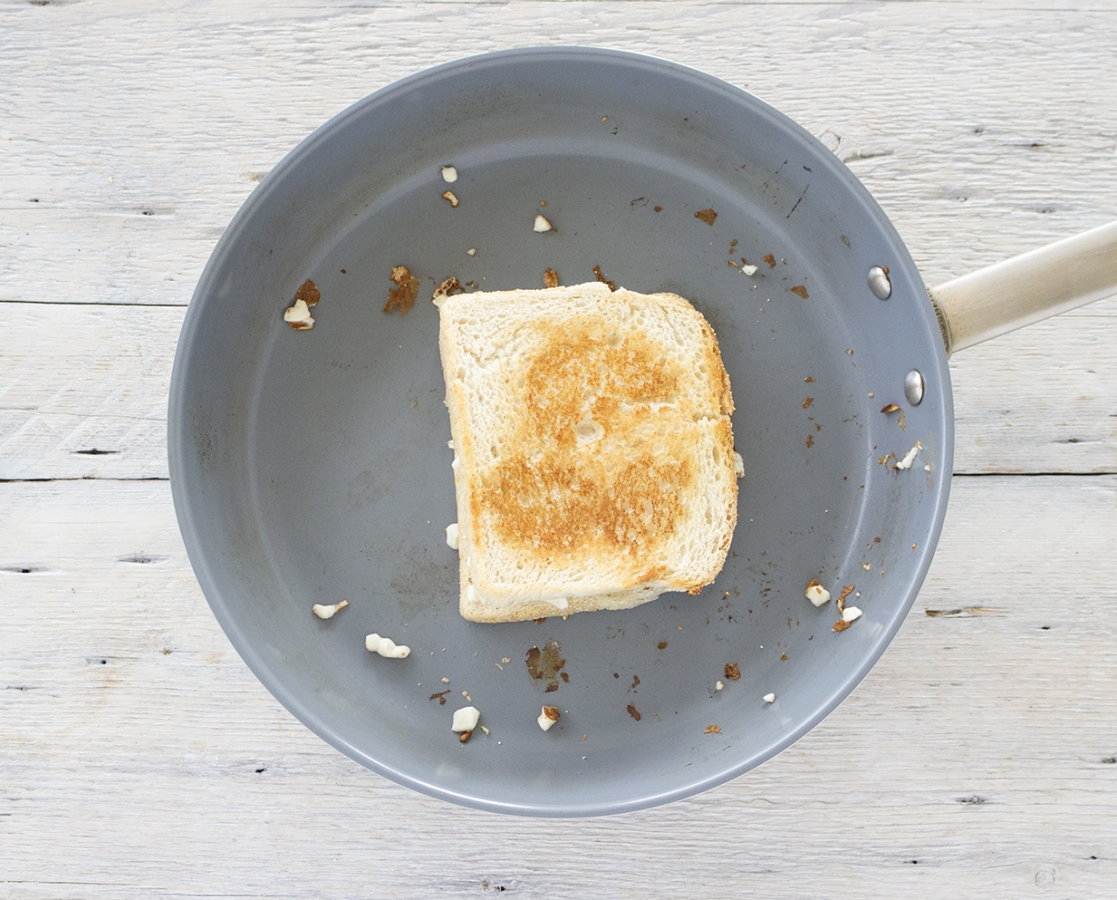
<box><xmin>927</xmin><ymin>220</ymin><xmax>1117</xmax><ymax>355</ymax></box>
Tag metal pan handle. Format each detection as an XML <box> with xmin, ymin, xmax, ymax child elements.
<box><xmin>927</xmin><ymin>220</ymin><xmax>1117</xmax><ymax>355</ymax></box>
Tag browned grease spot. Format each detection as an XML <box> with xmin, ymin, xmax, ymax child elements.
<box><xmin>724</xmin><ymin>662</ymin><xmax>740</xmax><ymax>680</ymax></box>
<box><xmin>592</xmin><ymin>263</ymin><xmax>616</xmax><ymax>291</ymax></box>
<box><xmin>806</xmin><ymin>434</ymin><xmax>815</xmax><ymax>448</ymax></box>
<box><xmin>476</xmin><ymin>323</ymin><xmax>699</xmax><ymax>569</ymax></box>
<box><xmin>543</xmin><ymin>267</ymin><xmax>560</xmax><ymax>288</ymax></box>
<box><xmin>653</xmin><ymin>205</ymin><xmax>663</xmax><ymax>212</ymax></box>
<box><xmin>526</xmin><ymin>641</ymin><xmax>565</xmax><ymax>692</ymax></box>
<box><xmin>626</xmin><ymin>704</ymin><xmax>642</xmax><ymax>721</ymax></box>
<box><xmin>384</xmin><ymin>265</ymin><xmax>419</xmax><ymax>314</ymax></box>
<box><xmin>789</xmin><ymin>285</ymin><xmax>809</xmax><ymax>299</ymax></box>
<box><xmin>432</xmin><ymin>276</ymin><xmax>464</xmax><ymax>304</ymax></box>
<box><xmin>657</xmin><ymin>640</ymin><xmax>668</xmax><ymax>650</ymax></box>
<box><xmin>802</xmin><ymin>397</ymin><xmax>814</xmax><ymax>409</ymax></box>
<box><xmin>832</xmin><ymin>619</ymin><xmax>852</xmax><ymax>633</ymax></box>
<box><xmin>763</xmin><ymin>254</ymin><xmax>777</xmax><ymax>268</ymax></box>
<box><xmin>780</xmin><ymin>653</ymin><xmax>789</xmax><ymax>661</ymax></box>
<box><xmin>881</xmin><ymin>402</ymin><xmax>908</xmax><ymax>431</ymax></box>
<box><xmin>705</xmin><ymin>724</ymin><xmax>721</xmax><ymax>734</ymax></box>
<box><xmin>694</xmin><ymin>208</ymin><xmax>717</xmax><ymax>226</ymax></box>
<box><xmin>429</xmin><ymin>690</ymin><xmax>450</xmax><ymax>705</ymax></box>
<box><xmin>294</xmin><ymin>279</ymin><xmax>320</xmax><ymax>308</ymax></box>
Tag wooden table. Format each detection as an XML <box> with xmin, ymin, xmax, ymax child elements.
<box><xmin>3</xmin><ymin>2</ymin><xmax>1116</xmax><ymax>896</ymax></box>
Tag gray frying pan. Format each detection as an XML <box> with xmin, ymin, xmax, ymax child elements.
<box><xmin>168</xmin><ymin>47</ymin><xmax>1117</xmax><ymax>816</ymax></box>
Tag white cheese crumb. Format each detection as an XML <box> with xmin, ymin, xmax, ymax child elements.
<box><xmin>441</xmin><ymin>165</ymin><xmax>458</xmax><ymax>183</ymax></box>
<box><xmin>441</xmin><ymin>677</ymin><xmax>450</xmax><ymax>683</ymax></box>
<box><xmin>805</xmin><ymin>582</ymin><xmax>831</xmax><ymax>607</ymax></box>
<box><xmin>447</xmin><ymin>440</ymin><xmax>454</xmax><ymax>449</ymax></box>
<box><xmin>924</xmin><ymin>463</ymin><xmax>932</xmax><ymax>473</ymax></box>
<box><xmin>365</xmin><ymin>633</ymin><xmax>410</xmax><ymax>658</ymax></box>
<box><xmin>861</xmin><ymin>562</ymin><xmax>871</xmax><ymax>570</ymax></box>
<box><xmin>283</xmin><ymin>298</ymin><xmax>315</xmax><ymax>329</ymax></box>
<box><xmin>533</xmin><ymin>214</ymin><xmax>554</xmax><ymax>232</ymax></box>
<box><xmin>763</xmin><ymin>693</ymin><xmax>776</xmax><ymax>704</ymax></box>
<box><xmin>733</xmin><ymin>451</ymin><xmax>745</xmax><ymax>478</ymax></box>
<box><xmin>445</xmin><ymin>522</ymin><xmax>459</xmax><ymax>550</ymax></box>
<box><xmin>311</xmin><ymin>600</ymin><xmax>350</xmax><ymax>619</ymax></box>
<box><xmin>537</xmin><ymin>705</ymin><xmax>560</xmax><ymax>731</ymax></box>
<box><xmin>742</xmin><ymin>264</ymin><xmax>759</xmax><ymax>275</ymax></box>
<box><xmin>452</xmin><ymin>705</ymin><xmax>480</xmax><ymax>733</ymax></box>
<box><xmin>715</xmin><ymin>681</ymin><xmax>725</xmax><ymax>691</ymax></box>
<box><xmin>841</xmin><ymin>606</ymin><xmax>863</xmax><ymax>624</ymax></box>
<box><xmin>893</xmin><ymin>441</ymin><xmax>923</xmax><ymax>470</ymax></box>
<box><xmin>466</xmin><ymin>248</ymin><xmax>476</xmax><ymax>256</ymax></box>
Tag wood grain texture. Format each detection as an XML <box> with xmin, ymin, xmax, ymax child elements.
<box><xmin>0</xmin><ymin>304</ymin><xmax>176</xmax><ymax>481</ymax></box>
<box><xmin>2</xmin><ymin>476</ymin><xmax>1115</xmax><ymax>897</ymax></box>
<box><xmin>2</xmin><ymin>300</ymin><xmax>1115</xmax><ymax>480</ymax></box>
<box><xmin>3</xmin><ymin>1</ymin><xmax>1117</xmax><ymax>897</ymax></box>
<box><xmin>2</xmin><ymin>1</ymin><xmax>1116</xmax><ymax>304</ymax></box>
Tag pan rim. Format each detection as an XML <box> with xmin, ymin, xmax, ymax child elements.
<box><xmin>168</xmin><ymin>45</ymin><xmax>955</xmax><ymax>816</ymax></box>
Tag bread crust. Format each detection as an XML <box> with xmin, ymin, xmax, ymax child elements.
<box><xmin>439</xmin><ymin>282</ymin><xmax>737</xmax><ymax>622</ymax></box>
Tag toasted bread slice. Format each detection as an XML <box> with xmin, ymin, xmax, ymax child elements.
<box><xmin>439</xmin><ymin>281</ymin><xmax>737</xmax><ymax>623</ymax></box>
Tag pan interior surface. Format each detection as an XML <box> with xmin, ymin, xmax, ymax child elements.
<box><xmin>169</xmin><ymin>48</ymin><xmax>953</xmax><ymax>815</ymax></box>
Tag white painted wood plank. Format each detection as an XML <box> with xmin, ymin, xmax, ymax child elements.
<box><xmin>2</xmin><ymin>2</ymin><xmax>1116</xmax><ymax>304</ymax></box>
<box><xmin>0</xmin><ymin>304</ymin><xmax>176</xmax><ymax>481</ymax></box>
<box><xmin>1</xmin><ymin>476</ymin><xmax>1115</xmax><ymax>897</ymax></box>
<box><xmin>5</xmin><ymin>297</ymin><xmax>1116</xmax><ymax>479</ymax></box>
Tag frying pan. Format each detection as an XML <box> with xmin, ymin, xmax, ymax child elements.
<box><xmin>168</xmin><ymin>47</ymin><xmax>1117</xmax><ymax>816</ymax></box>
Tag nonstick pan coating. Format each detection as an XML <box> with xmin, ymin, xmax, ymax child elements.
<box><xmin>168</xmin><ymin>48</ymin><xmax>953</xmax><ymax>815</ymax></box>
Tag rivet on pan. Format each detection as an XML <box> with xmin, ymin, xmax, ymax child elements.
<box><xmin>868</xmin><ymin>266</ymin><xmax>892</xmax><ymax>300</ymax></box>
<box><xmin>904</xmin><ymin>369</ymin><xmax>925</xmax><ymax>406</ymax></box>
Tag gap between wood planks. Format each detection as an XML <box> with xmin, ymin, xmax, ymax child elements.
<box><xmin>0</xmin><ymin>299</ymin><xmax>189</xmax><ymax>308</ymax></box>
<box><xmin>0</xmin><ymin>476</ymin><xmax>170</xmax><ymax>483</ymax></box>
<box><xmin>4</xmin><ymin>472</ymin><xmax>1117</xmax><ymax>484</ymax></box>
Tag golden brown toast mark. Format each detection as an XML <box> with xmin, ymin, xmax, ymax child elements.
<box><xmin>522</xmin><ymin>321</ymin><xmax>681</xmax><ymax>448</ymax></box>
<box><xmin>478</xmin><ymin>452</ymin><xmax>690</xmax><ymax>560</ymax></box>
<box><xmin>472</xmin><ymin>317</ymin><xmax>700</xmax><ymax>572</ymax></box>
